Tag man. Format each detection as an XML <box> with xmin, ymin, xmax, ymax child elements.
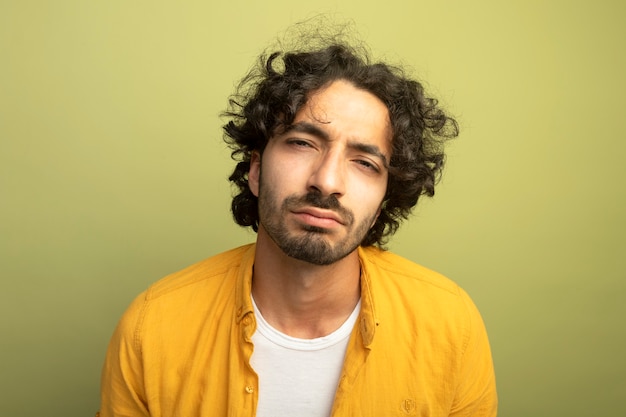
<box><xmin>98</xmin><ymin>40</ymin><xmax>497</xmax><ymax>417</ymax></box>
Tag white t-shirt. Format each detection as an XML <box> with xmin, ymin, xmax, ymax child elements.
<box><xmin>250</xmin><ymin>297</ymin><xmax>361</xmax><ymax>417</ymax></box>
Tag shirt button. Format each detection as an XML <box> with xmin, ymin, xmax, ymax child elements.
<box><xmin>245</xmin><ymin>385</ymin><xmax>254</xmax><ymax>394</ymax></box>
<box><xmin>242</xmin><ymin>316</ymin><xmax>252</xmax><ymax>325</ymax></box>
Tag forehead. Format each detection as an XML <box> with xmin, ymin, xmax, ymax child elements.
<box><xmin>294</xmin><ymin>80</ymin><xmax>392</xmax><ymax>155</ymax></box>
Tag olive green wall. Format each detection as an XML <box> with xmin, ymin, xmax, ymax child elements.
<box><xmin>1</xmin><ymin>1</ymin><xmax>624</xmax><ymax>416</ymax></box>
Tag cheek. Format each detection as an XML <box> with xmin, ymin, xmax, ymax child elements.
<box><xmin>350</xmin><ymin>181</ymin><xmax>387</xmax><ymax>223</ymax></box>
<box><xmin>264</xmin><ymin>155</ymin><xmax>311</xmax><ymax>190</ymax></box>
<box><xmin>354</xmin><ymin>173</ymin><xmax>388</xmax><ymax>203</ymax></box>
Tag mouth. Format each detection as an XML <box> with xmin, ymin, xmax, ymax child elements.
<box><xmin>292</xmin><ymin>207</ymin><xmax>345</xmax><ymax>228</ymax></box>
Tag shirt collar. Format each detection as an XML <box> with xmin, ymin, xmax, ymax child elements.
<box><xmin>235</xmin><ymin>243</ymin><xmax>380</xmax><ymax>347</ymax></box>
<box><xmin>235</xmin><ymin>244</ymin><xmax>256</xmax><ymax>324</ymax></box>
<box><xmin>357</xmin><ymin>246</ymin><xmax>380</xmax><ymax>348</ymax></box>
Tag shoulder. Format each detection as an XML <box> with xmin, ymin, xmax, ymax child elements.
<box><xmin>145</xmin><ymin>243</ymin><xmax>254</xmax><ymax>301</ymax></box>
<box><xmin>359</xmin><ymin>246</ymin><xmax>489</xmax><ymax>353</ymax></box>
<box><xmin>359</xmin><ymin>246</ymin><xmax>462</xmax><ymax>296</ymax></box>
<box><xmin>112</xmin><ymin>244</ymin><xmax>255</xmax><ymax>349</ymax></box>
<box><xmin>358</xmin><ymin>245</ymin><xmax>484</xmax><ymax>331</ymax></box>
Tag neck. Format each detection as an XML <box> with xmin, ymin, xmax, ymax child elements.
<box><xmin>252</xmin><ymin>227</ymin><xmax>361</xmax><ymax>339</ymax></box>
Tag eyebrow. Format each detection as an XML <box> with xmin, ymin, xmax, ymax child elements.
<box><xmin>283</xmin><ymin>121</ymin><xmax>390</xmax><ymax>169</ymax></box>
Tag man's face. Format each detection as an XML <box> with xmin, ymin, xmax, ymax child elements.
<box><xmin>248</xmin><ymin>80</ymin><xmax>392</xmax><ymax>265</ymax></box>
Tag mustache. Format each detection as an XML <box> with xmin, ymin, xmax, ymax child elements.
<box><xmin>284</xmin><ymin>192</ymin><xmax>354</xmax><ymax>223</ymax></box>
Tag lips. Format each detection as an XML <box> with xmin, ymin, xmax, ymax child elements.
<box><xmin>283</xmin><ymin>192</ymin><xmax>353</xmax><ymax>229</ymax></box>
<box><xmin>292</xmin><ymin>207</ymin><xmax>345</xmax><ymax>227</ymax></box>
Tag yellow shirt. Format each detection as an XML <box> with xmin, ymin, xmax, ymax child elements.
<box><xmin>99</xmin><ymin>244</ymin><xmax>497</xmax><ymax>416</ymax></box>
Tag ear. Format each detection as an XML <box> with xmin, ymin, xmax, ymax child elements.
<box><xmin>248</xmin><ymin>151</ymin><xmax>261</xmax><ymax>197</ymax></box>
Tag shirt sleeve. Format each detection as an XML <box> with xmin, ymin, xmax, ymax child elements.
<box><xmin>98</xmin><ymin>293</ymin><xmax>151</xmax><ymax>417</ymax></box>
<box><xmin>449</xmin><ymin>289</ymin><xmax>498</xmax><ymax>417</ymax></box>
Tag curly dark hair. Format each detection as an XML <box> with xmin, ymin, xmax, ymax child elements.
<box><xmin>222</xmin><ymin>43</ymin><xmax>458</xmax><ymax>247</ymax></box>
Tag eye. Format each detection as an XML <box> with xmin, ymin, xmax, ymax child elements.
<box><xmin>286</xmin><ymin>138</ymin><xmax>314</xmax><ymax>148</ymax></box>
<box><xmin>354</xmin><ymin>159</ymin><xmax>380</xmax><ymax>173</ymax></box>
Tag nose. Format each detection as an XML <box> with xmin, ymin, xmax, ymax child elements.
<box><xmin>306</xmin><ymin>150</ymin><xmax>346</xmax><ymax>197</ymax></box>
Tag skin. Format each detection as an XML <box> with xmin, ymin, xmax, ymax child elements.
<box><xmin>248</xmin><ymin>80</ymin><xmax>392</xmax><ymax>339</ymax></box>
